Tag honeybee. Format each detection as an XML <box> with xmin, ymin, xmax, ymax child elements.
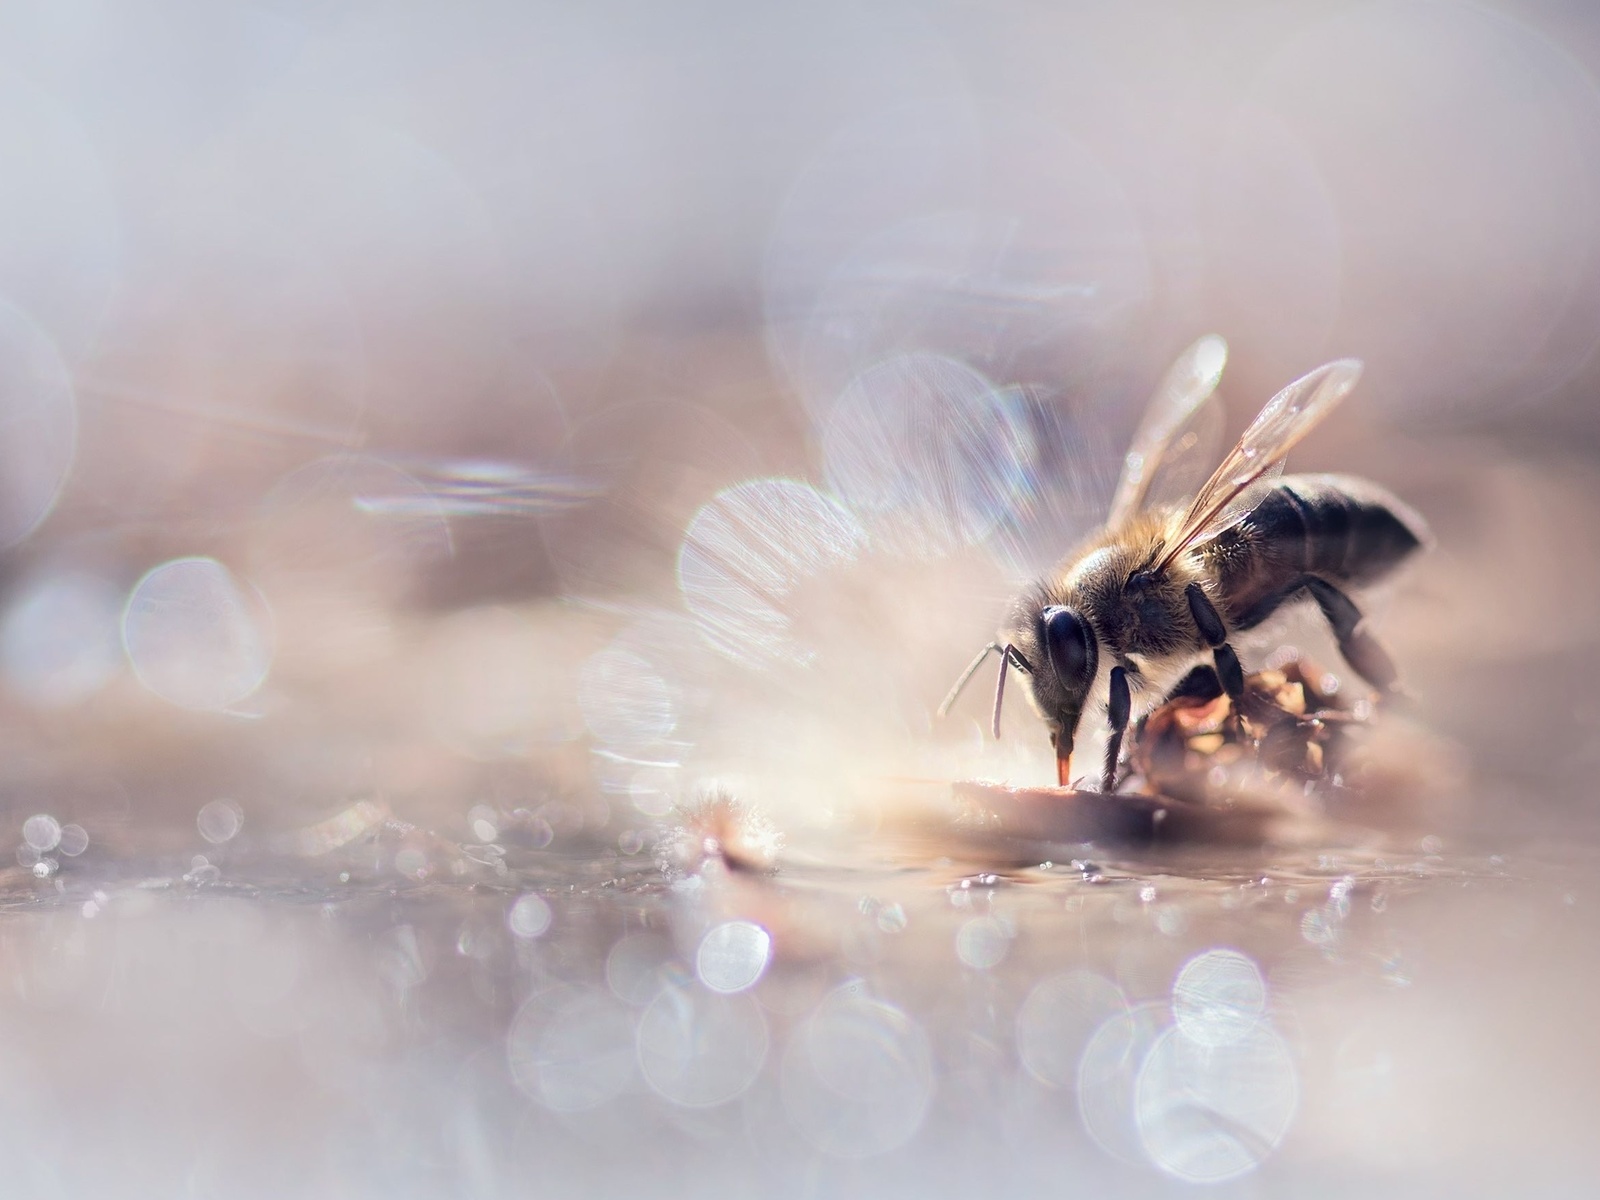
<box><xmin>941</xmin><ymin>336</ymin><xmax>1429</xmax><ymax>792</ymax></box>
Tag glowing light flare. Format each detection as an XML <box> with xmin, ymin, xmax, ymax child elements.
<box><xmin>677</xmin><ymin>477</ymin><xmax>865</xmax><ymax>664</ymax></box>
<box><xmin>954</xmin><ymin>916</ymin><xmax>1009</xmax><ymax>970</ymax></box>
<box><xmin>1172</xmin><ymin>948</ymin><xmax>1268</xmax><ymax>1047</ymax></box>
<box><xmin>368</xmin><ymin>458</ymin><xmax>602</xmax><ymax>517</ymax></box>
<box><xmin>0</xmin><ymin>298</ymin><xmax>78</xmax><ymax>550</ymax></box>
<box><xmin>0</xmin><ymin>568</ymin><xmax>123</xmax><ymax>708</ymax></box>
<box><xmin>507</xmin><ymin>893</ymin><xmax>552</xmax><ymax>939</ymax></box>
<box><xmin>780</xmin><ymin>987</ymin><xmax>935</xmax><ymax>1158</ymax></box>
<box><xmin>577</xmin><ymin>645</ymin><xmax>678</xmax><ymax>749</ymax></box>
<box><xmin>695</xmin><ymin>920</ymin><xmax>772</xmax><ymax>994</ymax></box>
<box><xmin>21</xmin><ymin>815</ymin><xmax>61</xmax><ymax>854</ymax></box>
<box><xmin>121</xmin><ymin>557</ymin><xmax>273</xmax><ymax>711</ymax></box>
<box><xmin>197</xmin><ymin>799</ymin><xmax>244</xmax><ymax>845</ymax></box>
<box><xmin>637</xmin><ymin>985</ymin><xmax>769</xmax><ymax>1108</ymax></box>
<box><xmin>1016</xmin><ymin>970</ymin><xmax>1128</xmax><ymax>1089</ymax></box>
<box><xmin>1077</xmin><ymin>1001</ymin><xmax>1170</xmax><ymax>1166</ymax></box>
<box><xmin>507</xmin><ymin>986</ymin><xmax>637</xmax><ymax>1113</ymax></box>
<box><xmin>821</xmin><ymin>354</ymin><xmax>1034</xmax><ymax>558</ymax></box>
<box><xmin>606</xmin><ymin>933</ymin><xmax>677</xmax><ymax>1006</ymax></box>
<box><xmin>1135</xmin><ymin>1022</ymin><xmax>1299</xmax><ymax>1183</ymax></box>
<box><xmin>628</xmin><ymin>766</ymin><xmax>679</xmax><ymax>818</ymax></box>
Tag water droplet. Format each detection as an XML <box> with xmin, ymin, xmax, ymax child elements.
<box><xmin>1017</xmin><ymin>970</ymin><xmax>1127</xmax><ymax>1089</ymax></box>
<box><xmin>21</xmin><ymin>814</ymin><xmax>60</xmax><ymax>853</ymax></box>
<box><xmin>196</xmin><ymin>799</ymin><xmax>244</xmax><ymax>845</ymax></box>
<box><xmin>696</xmin><ymin>920</ymin><xmax>772</xmax><ymax>994</ymax></box>
<box><xmin>1136</xmin><ymin>1022</ymin><xmax>1299</xmax><ymax>1182</ymax></box>
<box><xmin>1300</xmin><ymin>909</ymin><xmax>1336</xmax><ymax>946</ymax></box>
<box><xmin>467</xmin><ymin>804</ymin><xmax>499</xmax><ymax>843</ymax></box>
<box><xmin>637</xmin><ymin>985</ymin><xmax>768</xmax><ymax>1108</ymax></box>
<box><xmin>122</xmin><ymin>558</ymin><xmax>272</xmax><ymax>710</ymax></box>
<box><xmin>955</xmin><ymin>916</ymin><xmax>1009</xmax><ymax>970</ymax></box>
<box><xmin>508</xmin><ymin>987</ymin><xmax>636</xmax><ymax>1112</ymax></box>
<box><xmin>607</xmin><ymin>933</ymin><xmax>677</xmax><ymax>1007</ymax></box>
<box><xmin>1171</xmin><ymin>948</ymin><xmax>1267</xmax><ymax>1046</ymax></box>
<box><xmin>1078</xmin><ymin>1001</ymin><xmax>1169</xmax><ymax>1165</ymax></box>
<box><xmin>780</xmin><ymin>988</ymin><xmax>934</xmax><ymax>1157</ymax></box>
<box><xmin>57</xmin><ymin>824</ymin><xmax>88</xmax><ymax>857</ymax></box>
<box><xmin>507</xmin><ymin>893</ymin><xmax>552</xmax><ymax>939</ymax></box>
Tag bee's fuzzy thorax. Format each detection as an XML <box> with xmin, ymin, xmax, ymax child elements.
<box><xmin>998</xmin><ymin>505</ymin><xmax>1217</xmax><ymax>738</ymax></box>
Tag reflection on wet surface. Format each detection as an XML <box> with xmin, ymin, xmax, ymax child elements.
<box><xmin>1</xmin><ymin>819</ymin><xmax>1592</xmax><ymax>1197</ymax></box>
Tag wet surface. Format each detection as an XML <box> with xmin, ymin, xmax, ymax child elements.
<box><xmin>2</xmin><ymin>817</ymin><xmax>1594</xmax><ymax>1198</ymax></box>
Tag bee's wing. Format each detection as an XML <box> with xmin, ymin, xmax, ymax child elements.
<box><xmin>1155</xmin><ymin>358</ymin><xmax>1363</xmax><ymax>571</ymax></box>
<box><xmin>1107</xmin><ymin>335</ymin><xmax>1228</xmax><ymax>529</ymax></box>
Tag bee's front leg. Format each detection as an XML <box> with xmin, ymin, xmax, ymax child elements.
<box><xmin>1185</xmin><ymin>582</ymin><xmax>1247</xmax><ymax>730</ymax></box>
<box><xmin>1101</xmin><ymin>665</ymin><xmax>1130</xmax><ymax>792</ymax></box>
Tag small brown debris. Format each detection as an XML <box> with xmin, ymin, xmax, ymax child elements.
<box><xmin>1130</xmin><ymin>658</ymin><xmax>1356</xmax><ymax>806</ymax></box>
<box><xmin>662</xmin><ymin>788</ymin><xmax>783</xmax><ymax>874</ymax></box>
<box><xmin>951</xmin><ymin>657</ymin><xmax>1394</xmax><ymax>849</ymax></box>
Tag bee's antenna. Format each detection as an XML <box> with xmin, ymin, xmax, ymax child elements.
<box><xmin>992</xmin><ymin>647</ymin><xmax>1011</xmax><ymax>739</ymax></box>
<box><xmin>992</xmin><ymin>645</ymin><xmax>1033</xmax><ymax>739</ymax></box>
<box><xmin>937</xmin><ymin>642</ymin><xmax>1001</xmax><ymax>719</ymax></box>
<box><xmin>939</xmin><ymin>642</ymin><xmax>1033</xmax><ymax>739</ymax></box>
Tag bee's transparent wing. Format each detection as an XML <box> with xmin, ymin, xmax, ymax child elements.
<box><xmin>1156</xmin><ymin>358</ymin><xmax>1363</xmax><ymax>571</ymax></box>
<box><xmin>1139</xmin><ymin>386</ymin><xmax>1229</xmax><ymax>516</ymax></box>
<box><xmin>1107</xmin><ymin>335</ymin><xmax>1228</xmax><ymax>529</ymax></box>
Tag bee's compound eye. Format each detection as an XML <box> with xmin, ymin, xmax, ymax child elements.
<box><xmin>1041</xmin><ymin>606</ymin><xmax>1095</xmax><ymax>696</ymax></box>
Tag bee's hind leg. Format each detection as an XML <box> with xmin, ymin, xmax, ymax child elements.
<box><xmin>1185</xmin><ymin>583</ymin><xmax>1247</xmax><ymax>732</ymax></box>
<box><xmin>1303</xmin><ymin>576</ymin><xmax>1400</xmax><ymax>696</ymax></box>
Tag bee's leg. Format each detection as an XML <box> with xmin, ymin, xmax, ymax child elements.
<box><xmin>1303</xmin><ymin>577</ymin><xmax>1399</xmax><ymax>695</ymax></box>
<box><xmin>1185</xmin><ymin>583</ymin><xmax>1246</xmax><ymax>712</ymax></box>
<box><xmin>1101</xmin><ymin>665</ymin><xmax>1131</xmax><ymax>792</ymax></box>
<box><xmin>1165</xmin><ymin>664</ymin><xmax>1223</xmax><ymax>704</ymax></box>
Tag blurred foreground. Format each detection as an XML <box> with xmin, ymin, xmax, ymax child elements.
<box><xmin>3</xmin><ymin>833</ymin><xmax>1597</xmax><ymax>1197</ymax></box>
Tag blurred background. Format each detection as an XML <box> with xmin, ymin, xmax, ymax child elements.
<box><xmin>0</xmin><ymin>0</ymin><xmax>1599</xmax><ymax>1194</ymax></box>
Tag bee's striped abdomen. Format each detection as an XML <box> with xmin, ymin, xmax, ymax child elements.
<box><xmin>1202</xmin><ymin>473</ymin><xmax>1428</xmax><ymax>631</ymax></box>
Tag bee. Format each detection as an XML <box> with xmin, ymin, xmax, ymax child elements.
<box><xmin>940</xmin><ymin>336</ymin><xmax>1430</xmax><ymax>792</ymax></box>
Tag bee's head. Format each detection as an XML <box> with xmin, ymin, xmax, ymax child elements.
<box><xmin>1041</xmin><ymin>604</ymin><xmax>1097</xmax><ymax>750</ymax></box>
<box><xmin>1016</xmin><ymin>604</ymin><xmax>1098</xmax><ymax>761</ymax></box>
